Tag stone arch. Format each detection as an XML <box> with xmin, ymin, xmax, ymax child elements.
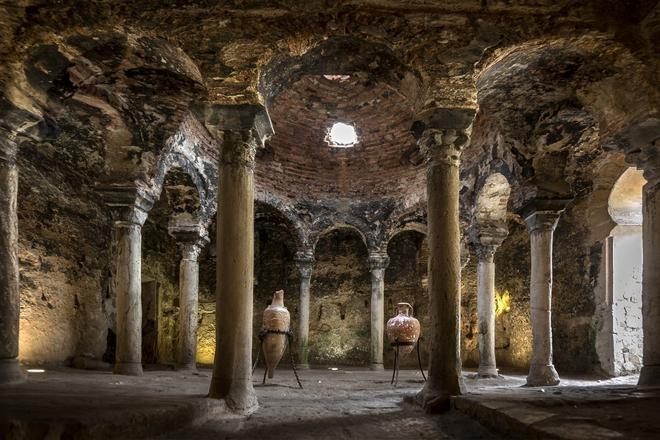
<box><xmin>312</xmin><ymin>222</ymin><xmax>370</xmax><ymax>253</ymax></box>
<box><xmin>594</xmin><ymin>166</ymin><xmax>646</xmax><ymax>376</ymax></box>
<box><xmin>254</xmin><ymin>195</ymin><xmax>308</xmax><ymax>253</ymax></box>
<box><xmin>148</xmin><ymin>117</ymin><xmax>217</xmax><ymax>226</ymax></box>
<box><xmin>309</xmin><ymin>223</ymin><xmax>371</xmax><ymax>366</ymax></box>
<box><xmin>10</xmin><ymin>27</ymin><xmax>207</xmax><ymax>193</ymax></box>
<box><xmin>259</xmin><ymin>36</ymin><xmax>424</xmax><ymax>110</ymax></box>
<box><xmin>476</xmin><ymin>34</ymin><xmax>659</xmax><ymax>172</ymax></box>
<box><xmin>385</xmin><ymin>221</ymin><xmax>427</xmax><ymax>245</ymax></box>
<box><xmin>473</xmin><ymin>172</ymin><xmax>511</xmax><ymax>230</ymax></box>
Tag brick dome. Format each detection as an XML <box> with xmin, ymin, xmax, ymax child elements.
<box><xmin>256</xmin><ymin>74</ymin><xmax>426</xmax><ymax>203</ymax></box>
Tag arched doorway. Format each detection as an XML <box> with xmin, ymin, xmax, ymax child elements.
<box><xmin>598</xmin><ymin>167</ymin><xmax>646</xmax><ymax>376</ymax></box>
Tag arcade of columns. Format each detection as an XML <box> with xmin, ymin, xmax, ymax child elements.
<box><xmin>1</xmin><ymin>105</ymin><xmax>659</xmax><ymax>411</ymax></box>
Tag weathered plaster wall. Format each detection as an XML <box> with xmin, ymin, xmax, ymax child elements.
<box><xmin>609</xmin><ymin>226</ymin><xmax>643</xmax><ymax>375</ymax></box>
<box><xmin>17</xmin><ymin>137</ymin><xmax>113</xmax><ymax>365</ymax></box>
<box><xmin>309</xmin><ymin>229</ymin><xmax>371</xmax><ymax>366</ymax></box>
<box><xmin>141</xmin><ymin>199</ymin><xmax>180</xmax><ymax>366</ymax></box>
<box><xmin>552</xmin><ymin>199</ymin><xmax>600</xmax><ymax>373</ymax></box>
<box><xmin>384</xmin><ymin>231</ymin><xmax>430</xmax><ymax>368</ymax></box>
<box><xmin>251</xmin><ymin>226</ymin><xmax>298</xmax><ymax>364</ymax></box>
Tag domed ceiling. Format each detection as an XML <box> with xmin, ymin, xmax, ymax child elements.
<box><xmin>256</xmin><ymin>73</ymin><xmax>426</xmax><ymax>204</ymax></box>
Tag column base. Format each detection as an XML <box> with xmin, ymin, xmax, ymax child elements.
<box><xmin>477</xmin><ymin>365</ymin><xmax>499</xmax><ymax>378</ymax></box>
<box><xmin>113</xmin><ymin>362</ymin><xmax>143</xmax><ymax>376</ymax></box>
<box><xmin>0</xmin><ymin>358</ymin><xmax>26</xmax><ymax>386</ymax></box>
<box><xmin>415</xmin><ymin>385</ymin><xmax>451</xmax><ymax>413</ymax></box>
<box><xmin>638</xmin><ymin>365</ymin><xmax>660</xmax><ymax>389</ymax></box>
<box><xmin>526</xmin><ymin>364</ymin><xmax>560</xmax><ymax>386</ymax></box>
<box><xmin>297</xmin><ymin>363</ymin><xmax>310</xmax><ymax>370</ymax></box>
<box><xmin>370</xmin><ymin>363</ymin><xmax>384</xmax><ymax>371</ymax></box>
<box><xmin>209</xmin><ymin>381</ymin><xmax>258</xmax><ymax>415</ymax></box>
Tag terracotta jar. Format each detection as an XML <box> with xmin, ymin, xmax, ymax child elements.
<box><xmin>262</xmin><ymin>290</ymin><xmax>290</xmax><ymax>378</ymax></box>
<box><xmin>386</xmin><ymin>302</ymin><xmax>421</xmax><ymax>356</ymax></box>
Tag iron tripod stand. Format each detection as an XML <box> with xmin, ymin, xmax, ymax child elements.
<box><xmin>390</xmin><ymin>337</ymin><xmax>427</xmax><ymax>387</ymax></box>
<box><xmin>252</xmin><ymin>329</ymin><xmax>303</xmax><ymax>389</ymax></box>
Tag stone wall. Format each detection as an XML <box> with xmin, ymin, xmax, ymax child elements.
<box><xmin>17</xmin><ymin>137</ymin><xmax>113</xmax><ymax>366</ymax></box>
<box><xmin>384</xmin><ymin>231</ymin><xmax>430</xmax><ymax>368</ymax></box>
<box><xmin>308</xmin><ymin>229</ymin><xmax>371</xmax><ymax>366</ymax></box>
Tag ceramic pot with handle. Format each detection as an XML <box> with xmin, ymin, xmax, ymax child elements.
<box><xmin>386</xmin><ymin>302</ymin><xmax>421</xmax><ymax>356</ymax></box>
<box><xmin>262</xmin><ymin>290</ymin><xmax>290</xmax><ymax>378</ymax></box>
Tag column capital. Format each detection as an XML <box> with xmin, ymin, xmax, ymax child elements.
<box><xmin>98</xmin><ymin>186</ymin><xmax>154</xmax><ymax>226</ymax></box>
<box><xmin>413</xmin><ymin>107</ymin><xmax>475</xmax><ymax>167</ymax></box>
<box><xmin>195</xmin><ymin>103</ymin><xmax>273</xmax><ymax>169</ymax></box>
<box><xmin>475</xmin><ymin>226</ymin><xmax>508</xmax><ymax>262</ymax></box>
<box><xmin>294</xmin><ymin>250</ymin><xmax>315</xmax><ymax>278</ymax></box>
<box><xmin>418</xmin><ymin>129</ymin><xmax>469</xmax><ymax>167</ymax></box>
<box><xmin>520</xmin><ymin>199</ymin><xmax>571</xmax><ymax>233</ymax></box>
<box><xmin>368</xmin><ymin>252</ymin><xmax>390</xmax><ymax>271</ymax></box>
<box><xmin>168</xmin><ymin>222</ymin><xmax>210</xmax><ymax>261</ymax></box>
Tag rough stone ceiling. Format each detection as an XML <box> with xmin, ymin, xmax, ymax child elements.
<box><xmin>257</xmin><ymin>74</ymin><xmax>424</xmax><ymax>203</ymax></box>
<box><xmin>2</xmin><ymin>0</ymin><xmax>659</xmax><ymax>240</ymax></box>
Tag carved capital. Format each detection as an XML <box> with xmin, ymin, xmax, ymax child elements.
<box><xmin>520</xmin><ymin>199</ymin><xmax>571</xmax><ymax>233</ymax></box>
<box><xmin>196</xmin><ymin>103</ymin><xmax>273</xmax><ymax>169</ymax></box>
<box><xmin>418</xmin><ymin>128</ymin><xmax>470</xmax><ymax>168</ymax></box>
<box><xmin>294</xmin><ymin>250</ymin><xmax>315</xmax><ymax>278</ymax></box>
<box><xmin>369</xmin><ymin>252</ymin><xmax>390</xmax><ymax>272</ymax></box>
<box><xmin>168</xmin><ymin>221</ymin><xmax>209</xmax><ymax>261</ymax></box>
<box><xmin>475</xmin><ymin>226</ymin><xmax>508</xmax><ymax>262</ymax></box>
<box><xmin>98</xmin><ymin>186</ymin><xmax>154</xmax><ymax>226</ymax></box>
<box><xmin>219</xmin><ymin>130</ymin><xmax>259</xmax><ymax>169</ymax></box>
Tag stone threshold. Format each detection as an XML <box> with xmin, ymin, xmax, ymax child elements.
<box><xmin>452</xmin><ymin>387</ymin><xmax>660</xmax><ymax>440</ymax></box>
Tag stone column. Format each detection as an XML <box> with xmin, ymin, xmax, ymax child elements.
<box><xmin>170</xmin><ymin>224</ymin><xmax>209</xmax><ymax>371</ymax></box>
<box><xmin>416</xmin><ymin>109</ymin><xmax>474</xmax><ymax>412</ymax></box>
<box><xmin>102</xmin><ymin>189</ymin><xmax>153</xmax><ymax>376</ymax></box>
<box><xmin>523</xmin><ymin>201</ymin><xmax>567</xmax><ymax>386</ymax></box>
<box><xmin>0</xmin><ymin>138</ymin><xmax>25</xmax><ymax>385</ymax></box>
<box><xmin>639</xmin><ymin>163</ymin><xmax>660</xmax><ymax>388</ymax></box>
<box><xmin>369</xmin><ymin>252</ymin><xmax>389</xmax><ymax>371</ymax></box>
<box><xmin>294</xmin><ymin>251</ymin><xmax>314</xmax><ymax>369</ymax></box>
<box><xmin>202</xmin><ymin>104</ymin><xmax>272</xmax><ymax>414</ymax></box>
<box><xmin>475</xmin><ymin>228</ymin><xmax>508</xmax><ymax>378</ymax></box>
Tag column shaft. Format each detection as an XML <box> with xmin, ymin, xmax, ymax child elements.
<box><xmin>0</xmin><ymin>158</ymin><xmax>25</xmax><ymax>385</ymax></box>
<box><xmin>419</xmin><ymin>129</ymin><xmax>466</xmax><ymax>411</ymax></box>
<box><xmin>113</xmin><ymin>222</ymin><xmax>143</xmax><ymax>376</ymax></box>
<box><xmin>477</xmin><ymin>254</ymin><xmax>497</xmax><ymax>377</ymax></box>
<box><xmin>639</xmin><ymin>176</ymin><xmax>660</xmax><ymax>387</ymax></box>
<box><xmin>208</xmin><ymin>132</ymin><xmax>258</xmax><ymax>413</ymax></box>
<box><xmin>369</xmin><ymin>255</ymin><xmax>388</xmax><ymax>370</ymax></box>
<box><xmin>298</xmin><ymin>275</ymin><xmax>311</xmax><ymax>367</ymax></box>
<box><xmin>525</xmin><ymin>210</ymin><xmax>561</xmax><ymax>386</ymax></box>
<box><xmin>177</xmin><ymin>255</ymin><xmax>199</xmax><ymax>370</ymax></box>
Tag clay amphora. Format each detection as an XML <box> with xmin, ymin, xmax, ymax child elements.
<box><xmin>386</xmin><ymin>302</ymin><xmax>421</xmax><ymax>356</ymax></box>
<box><xmin>262</xmin><ymin>290</ymin><xmax>290</xmax><ymax>378</ymax></box>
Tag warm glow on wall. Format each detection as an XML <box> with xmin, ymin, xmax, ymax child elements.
<box><xmin>495</xmin><ymin>290</ymin><xmax>511</xmax><ymax>317</ymax></box>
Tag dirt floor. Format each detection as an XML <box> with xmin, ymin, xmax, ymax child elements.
<box><xmin>0</xmin><ymin>366</ymin><xmax>653</xmax><ymax>439</ymax></box>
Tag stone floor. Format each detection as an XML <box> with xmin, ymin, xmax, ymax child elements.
<box><xmin>457</xmin><ymin>372</ymin><xmax>659</xmax><ymax>440</ymax></box>
<box><xmin>0</xmin><ymin>366</ymin><xmax>656</xmax><ymax>439</ymax></box>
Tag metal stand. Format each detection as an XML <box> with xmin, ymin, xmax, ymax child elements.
<box><xmin>252</xmin><ymin>329</ymin><xmax>303</xmax><ymax>389</ymax></box>
<box><xmin>390</xmin><ymin>337</ymin><xmax>427</xmax><ymax>387</ymax></box>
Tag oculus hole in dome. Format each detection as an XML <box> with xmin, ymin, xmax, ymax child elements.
<box><xmin>326</xmin><ymin>122</ymin><xmax>358</xmax><ymax>148</ymax></box>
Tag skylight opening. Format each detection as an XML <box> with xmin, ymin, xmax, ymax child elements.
<box><xmin>323</xmin><ymin>74</ymin><xmax>350</xmax><ymax>82</ymax></box>
<box><xmin>326</xmin><ymin>122</ymin><xmax>358</xmax><ymax>148</ymax></box>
